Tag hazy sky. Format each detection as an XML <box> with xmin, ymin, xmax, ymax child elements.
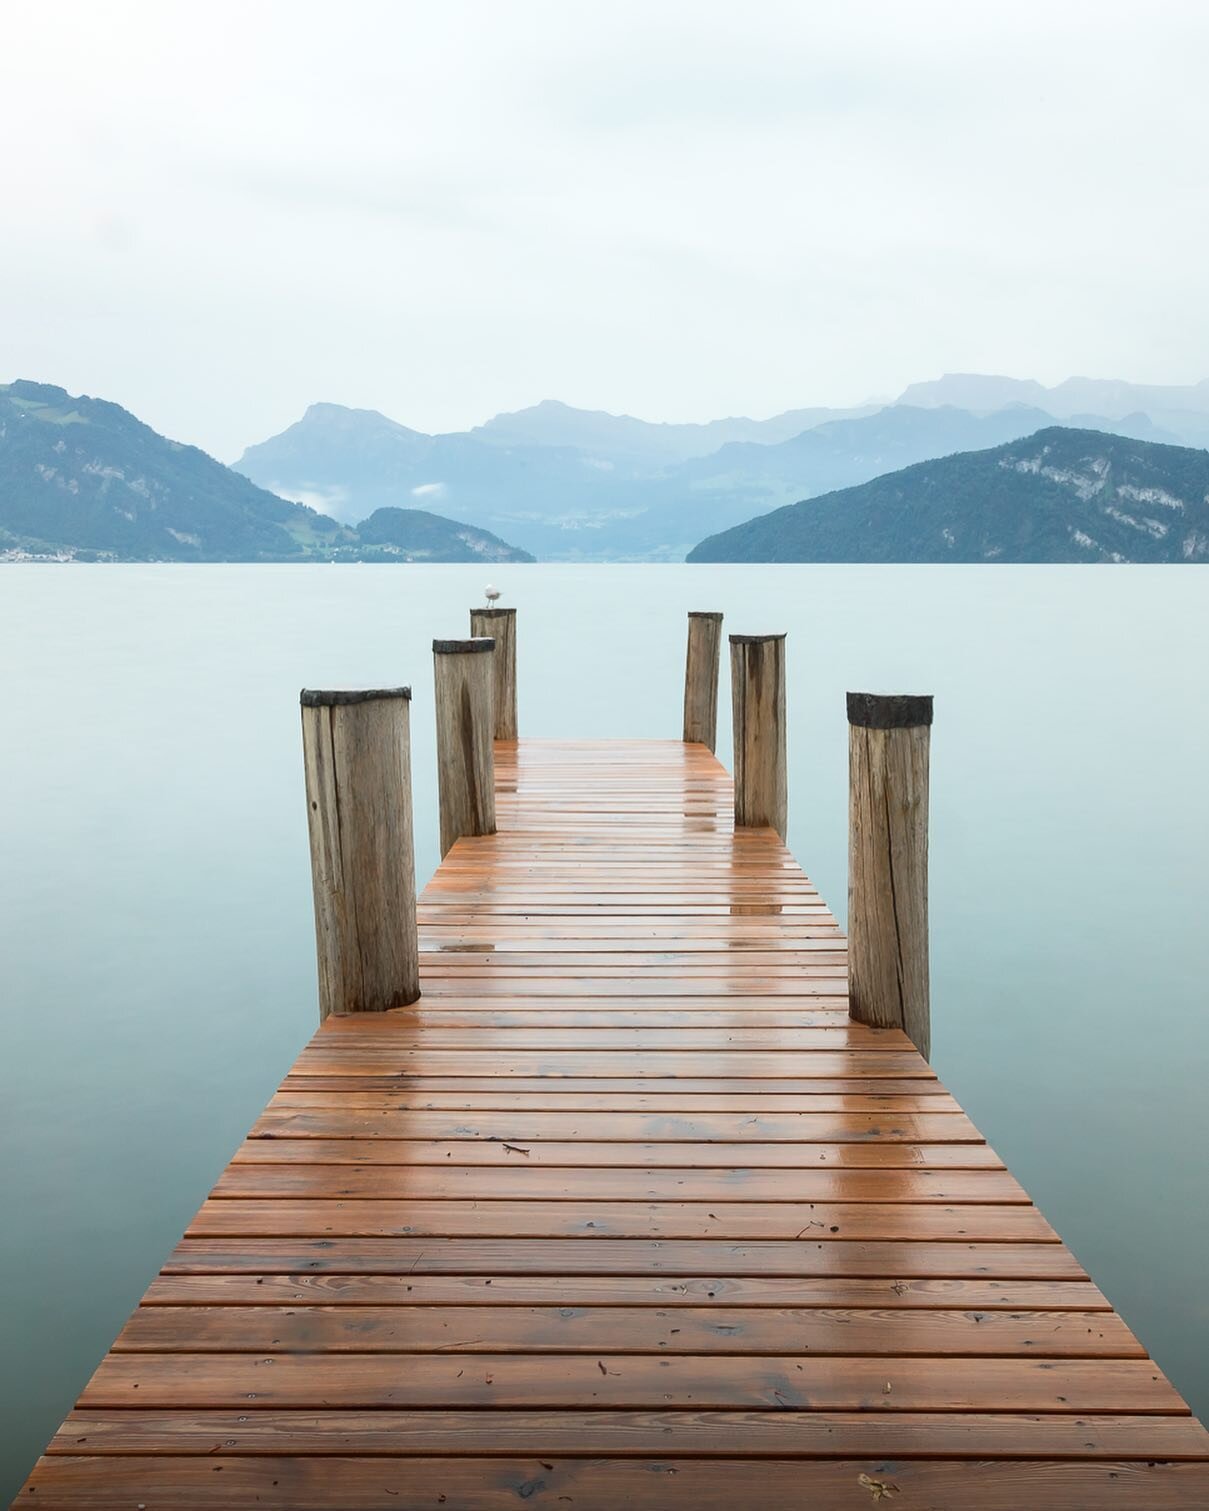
<box><xmin>3</xmin><ymin>1</ymin><xmax>1208</xmax><ymax>458</ymax></box>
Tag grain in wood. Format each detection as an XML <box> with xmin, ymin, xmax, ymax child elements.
<box><xmin>848</xmin><ymin>691</ymin><xmax>932</xmax><ymax>1058</ymax></box>
<box><xmin>470</xmin><ymin>605</ymin><xmax>517</xmax><ymax>740</ymax></box>
<box><xmin>730</xmin><ymin>633</ymin><xmax>787</xmax><ymax>838</ymax></box>
<box><xmin>299</xmin><ymin>687</ymin><xmax>419</xmax><ymax>1018</ymax></box>
<box><xmin>683</xmin><ymin>611</ymin><xmax>723</xmax><ymax>750</ymax></box>
<box><xmin>433</xmin><ymin>638</ymin><xmax>497</xmax><ymax>856</ymax></box>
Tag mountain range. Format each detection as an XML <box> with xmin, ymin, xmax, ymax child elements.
<box><xmin>898</xmin><ymin>374</ymin><xmax>1209</xmax><ymax>448</ymax></box>
<box><xmin>5</xmin><ymin>373</ymin><xmax>1209</xmax><ymax>566</ymax></box>
<box><xmin>0</xmin><ymin>382</ymin><xmax>532</xmax><ymax>563</ymax></box>
<box><xmin>688</xmin><ymin>428</ymin><xmax>1209</xmax><ymax>564</ymax></box>
<box><xmin>234</xmin><ymin>383</ymin><xmax>1203</xmax><ymax>561</ymax></box>
<box><xmin>469</xmin><ymin>397</ymin><xmax>877</xmax><ymax>466</ymax></box>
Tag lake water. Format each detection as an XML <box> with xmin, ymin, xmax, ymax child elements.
<box><xmin>1</xmin><ymin>563</ymin><xmax>1207</xmax><ymax>1493</ymax></box>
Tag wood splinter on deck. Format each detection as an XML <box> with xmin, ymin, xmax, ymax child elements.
<box><xmin>14</xmin><ymin>718</ymin><xmax>1208</xmax><ymax>1505</ymax></box>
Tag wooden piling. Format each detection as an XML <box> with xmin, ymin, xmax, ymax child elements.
<box><xmin>683</xmin><ymin>611</ymin><xmax>723</xmax><ymax>750</ymax></box>
<box><xmin>847</xmin><ymin>691</ymin><xmax>932</xmax><ymax>1060</ymax></box>
<box><xmin>300</xmin><ymin>687</ymin><xmax>419</xmax><ymax>1019</ymax></box>
<box><xmin>433</xmin><ymin>638</ymin><xmax>497</xmax><ymax>856</ymax></box>
<box><xmin>469</xmin><ymin>605</ymin><xmax>518</xmax><ymax>741</ymax></box>
<box><xmin>729</xmin><ymin>633</ymin><xmax>787</xmax><ymax>839</ymax></box>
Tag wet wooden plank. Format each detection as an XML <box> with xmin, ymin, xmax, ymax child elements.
<box><xmin>234</xmin><ymin>1137</ymin><xmax>1000</xmax><ymax>1168</ymax></box>
<box><xmin>267</xmin><ymin>1093</ymin><xmax>961</xmax><ymax>1118</ymax></box>
<box><xmin>299</xmin><ymin>1027</ymin><xmax>892</xmax><ymax>1048</ymax></box>
<box><xmin>415</xmin><ymin>957</ymin><xmax>849</xmax><ymax>968</ymax></box>
<box><xmin>113</xmin><ymin>1304</ymin><xmax>1142</xmax><ymax>1357</ymax></box>
<box><xmin>51</xmin><ymin>1410</ymin><xmax>1209</xmax><ymax>1459</ymax></box>
<box><xmin>78</xmin><ymin>1353</ymin><xmax>1182</xmax><ymax>1411</ymax></box>
<box><xmin>251</xmin><ymin>1108</ymin><xmax>977</xmax><ymax>1142</ymax></box>
<box><xmin>210</xmin><ymin>1166</ymin><xmax>1026</xmax><ymax>1202</ymax></box>
<box><xmin>274</xmin><ymin>1075</ymin><xmax>946</xmax><ymax>1097</ymax></box>
<box><xmin>284</xmin><ymin>1049</ymin><xmax>936</xmax><ymax>1075</ymax></box>
<box><xmin>186</xmin><ymin>1198</ymin><xmax>1060</xmax><ymax>1240</ymax></box>
<box><xmin>141</xmin><ymin>1274</ymin><xmax>1112</xmax><ymax>1310</ymax></box>
<box><xmin>162</xmin><ymin>1237</ymin><xmax>1093</xmax><ymax>1278</ymax></box>
<box><xmin>319</xmin><ymin>1010</ymin><xmax>860</xmax><ymax>1027</ymax></box>
<box><xmin>24</xmin><ymin>1457</ymin><xmax>1209</xmax><ymax>1509</ymax></box>
<box><xmin>294</xmin><ymin>1026</ymin><xmax>905</xmax><ymax>1050</ymax></box>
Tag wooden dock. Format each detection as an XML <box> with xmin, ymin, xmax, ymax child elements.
<box><xmin>16</xmin><ymin>737</ymin><xmax>1209</xmax><ymax>1507</ymax></box>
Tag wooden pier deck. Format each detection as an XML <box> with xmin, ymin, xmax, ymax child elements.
<box><xmin>17</xmin><ymin>739</ymin><xmax>1209</xmax><ymax>1507</ymax></box>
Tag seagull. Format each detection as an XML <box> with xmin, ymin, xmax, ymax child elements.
<box><xmin>484</xmin><ymin>584</ymin><xmax>501</xmax><ymax>607</ymax></box>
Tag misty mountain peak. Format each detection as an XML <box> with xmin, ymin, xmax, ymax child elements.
<box><xmin>299</xmin><ymin>402</ymin><xmax>425</xmax><ymax>438</ymax></box>
<box><xmin>897</xmin><ymin>374</ymin><xmax>1051</xmax><ymax>411</ymax></box>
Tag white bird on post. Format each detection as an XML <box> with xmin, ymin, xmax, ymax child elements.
<box><xmin>484</xmin><ymin>584</ymin><xmax>501</xmax><ymax>607</ymax></box>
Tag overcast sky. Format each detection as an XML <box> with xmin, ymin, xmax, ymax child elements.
<box><xmin>3</xmin><ymin>1</ymin><xmax>1208</xmax><ymax>458</ymax></box>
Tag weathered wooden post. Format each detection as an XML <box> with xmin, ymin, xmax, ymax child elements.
<box><xmin>300</xmin><ymin>687</ymin><xmax>420</xmax><ymax>1019</ymax></box>
<box><xmin>433</xmin><ymin>637</ymin><xmax>497</xmax><ymax>856</ymax></box>
<box><xmin>469</xmin><ymin>605</ymin><xmax>517</xmax><ymax>740</ymax></box>
<box><xmin>729</xmin><ymin>633</ymin><xmax>787</xmax><ymax>839</ymax></box>
<box><xmin>683</xmin><ymin>611</ymin><xmax>723</xmax><ymax>750</ymax></box>
<box><xmin>847</xmin><ymin>692</ymin><xmax>932</xmax><ymax>1059</ymax></box>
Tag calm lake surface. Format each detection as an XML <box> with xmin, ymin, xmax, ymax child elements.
<box><xmin>2</xmin><ymin>563</ymin><xmax>1208</xmax><ymax>1492</ymax></box>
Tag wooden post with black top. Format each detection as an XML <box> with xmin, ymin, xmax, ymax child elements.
<box><xmin>299</xmin><ymin>686</ymin><xmax>419</xmax><ymax>1019</ymax></box>
<box><xmin>469</xmin><ymin>605</ymin><xmax>517</xmax><ymax>740</ymax></box>
<box><xmin>683</xmin><ymin>610</ymin><xmax>723</xmax><ymax>750</ymax></box>
<box><xmin>433</xmin><ymin>637</ymin><xmax>497</xmax><ymax>856</ymax></box>
<box><xmin>847</xmin><ymin>690</ymin><xmax>932</xmax><ymax>1059</ymax></box>
<box><xmin>729</xmin><ymin>631</ymin><xmax>787</xmax><ymax>839</ymax></box>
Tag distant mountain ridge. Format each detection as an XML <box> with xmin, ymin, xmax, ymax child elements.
<box><xmin>0</xmin><ymin>382</ymin><xmax>532</xmax><ymax>563</ymax></box>
<box><xmin>687</xmin><ymin>428</ymin><xmax>1209</xmax><ymax>564</ymax></box>
<box><xmin>236</xmin><ymin>391</ymin><xmax>1191</xmax><ymax>561</ymax></box>
<box><xmin>470</xmin><ymin>397</ymin><xmax>876</xmax><ymax>466</ymax></box>
<box><xmin>898</xmin><ymin>372</ymin><xmax>1209</xmax><ymax>417</ymax></box>
<box><xmin>897</xmin><ymin>373</ymin><xmax>1209</xmax><ymax>448</ymax></box>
